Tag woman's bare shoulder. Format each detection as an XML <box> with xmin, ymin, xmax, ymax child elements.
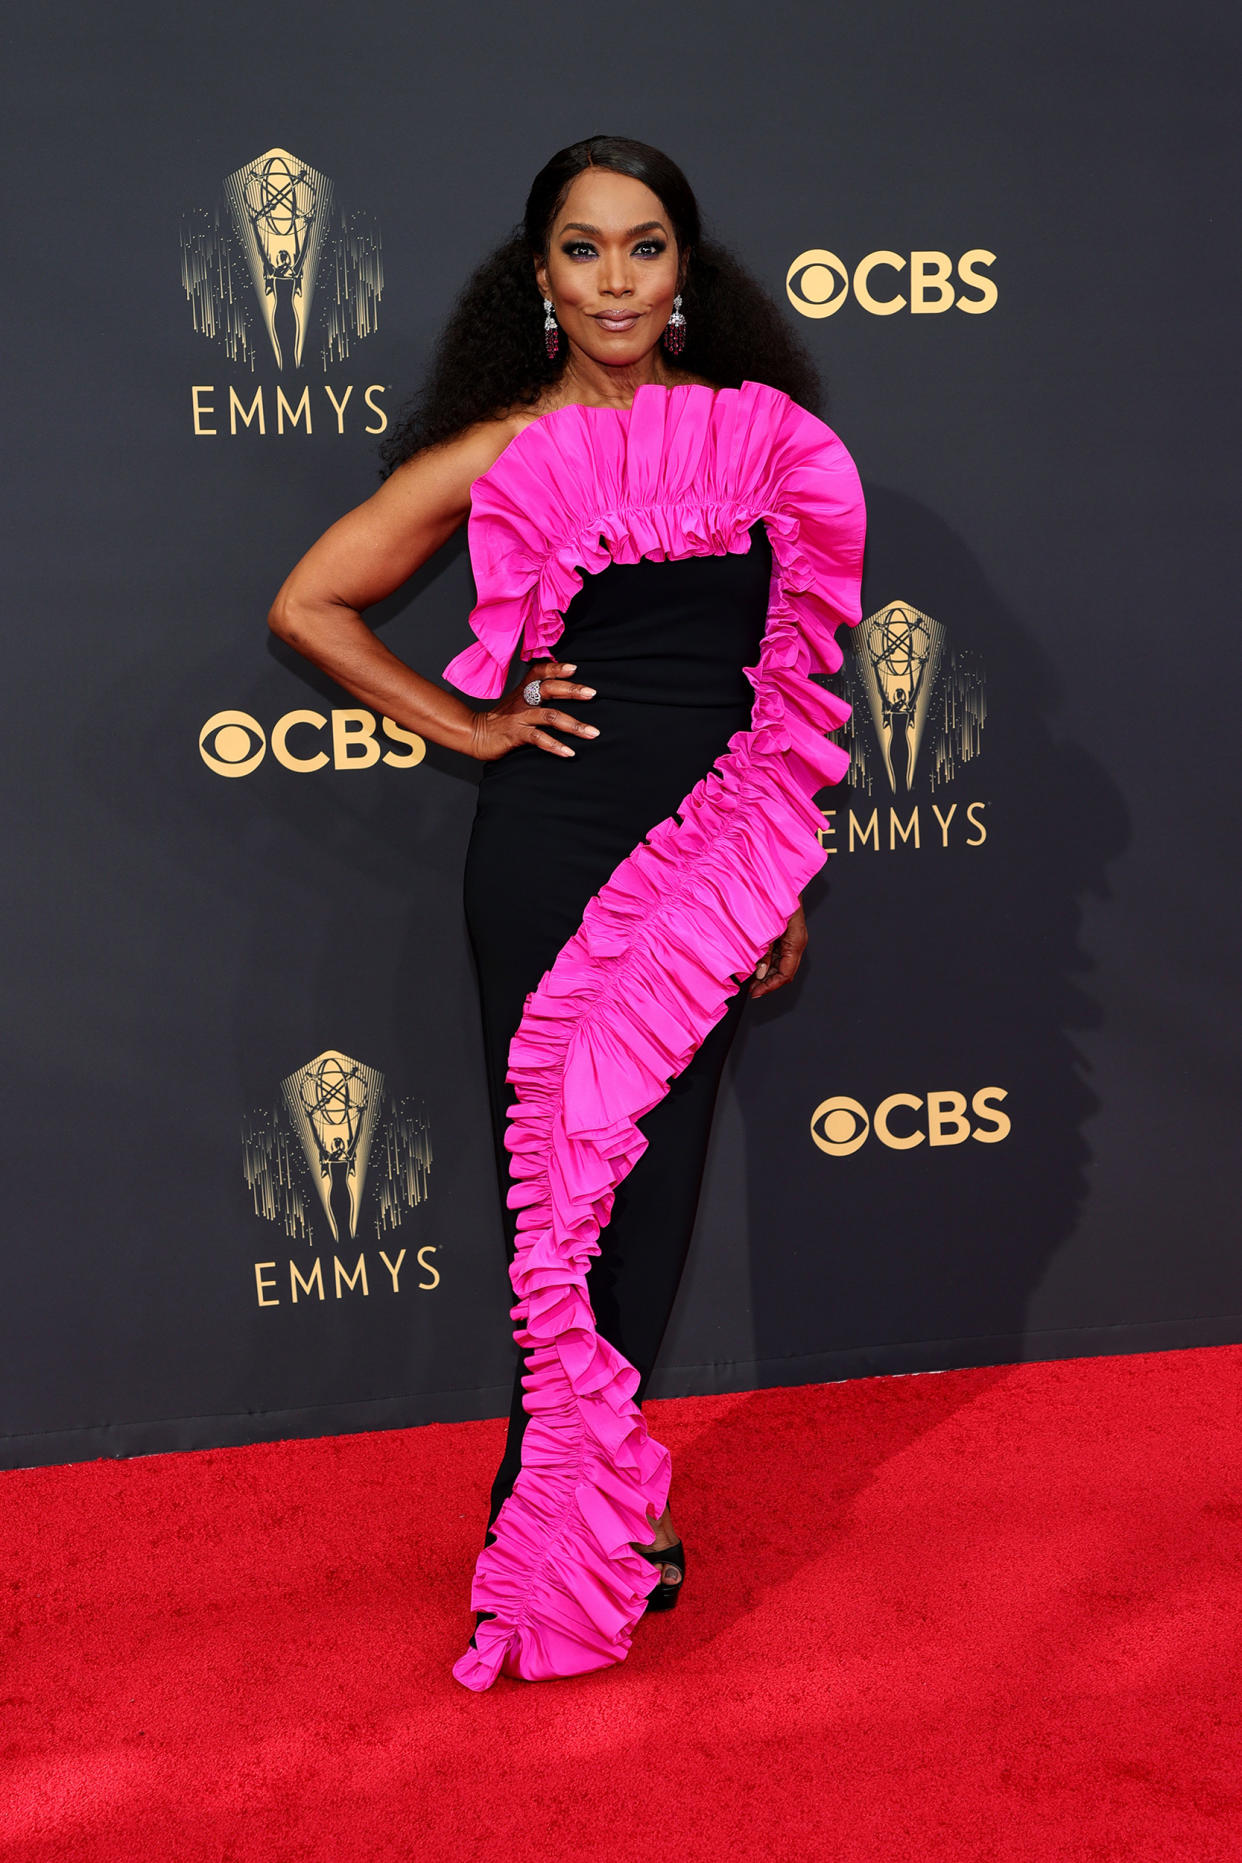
<box><xmin>382</xmin><ymin>414</ymin><xmax>528</xmax><ymax>510</ymax></box>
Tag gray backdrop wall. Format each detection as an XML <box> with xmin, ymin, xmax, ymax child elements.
<box><xmin>5</xmin><ymin>1</ymin><xmax>1238</xmax><ymax>1469</ymax></box>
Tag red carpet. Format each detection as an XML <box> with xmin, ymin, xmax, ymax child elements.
<box><xmin>2</xmin><ymin>1346</ymin><xmax>1240</xmax><ymax>1861</ymax></box>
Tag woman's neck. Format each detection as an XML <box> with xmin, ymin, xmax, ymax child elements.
<box><xmin>555</xmin><ymin>344</ymin><xmax>683</xmax><ymax>411</ymax></box>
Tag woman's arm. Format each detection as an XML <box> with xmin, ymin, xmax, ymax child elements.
<box><xmin>267</xmin><ymin>421</ymin><xmax>597</xmax><ymax>761</ymax></box>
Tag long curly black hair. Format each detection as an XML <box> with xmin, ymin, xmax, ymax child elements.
<box><xmin>379</xmin><ymin>134</ymin><xmax>822</xmax><ymax>475</ymax></box>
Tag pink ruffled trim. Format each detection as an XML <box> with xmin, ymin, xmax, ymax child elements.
<box><xmin>449</xmin><ymin>381</ymin><xmax>865</xmax><ymax>1690</ymax></box>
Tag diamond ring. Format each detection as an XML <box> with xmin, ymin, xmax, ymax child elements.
<box><xmin>522</xmin><ymin>678</ymin><xmax>543</xmax><ymax>707</ymax></box>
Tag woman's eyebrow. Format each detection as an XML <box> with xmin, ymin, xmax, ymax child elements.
<box><xmin>560</xmin><ymin>221</ymin><xmax>667</xmax><ymax>237</ymax></box>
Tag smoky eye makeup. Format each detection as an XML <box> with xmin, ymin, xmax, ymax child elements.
<box><xmin>560</xmin><ymin>238</ymin><xmax>668</xmax><ymax>259</ymax></box>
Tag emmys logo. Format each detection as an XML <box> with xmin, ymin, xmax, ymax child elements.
<box><xmin>198</xmin><ymin>708</ymin><xmax>425</xmax><ymax>777</ymax></box>
<box><xmin>810</xmin><ymin>1089</ymin><xmax>1010</xmax><ymax>1156</ymax></box>
<box><xmin>180</xmin><ymin>146</ymin><xmax>387</xmax><ymax>436</ymax></box>
<box><xmin>821</xmin><ymin>599</ymin><xmax>989</xmax><ymax>855</ymax></box>
<box><xmin>786</xmin><ymin>249</ymin><xmax>997</xmax><ymax>318</ymax></box>
<box><xmin>243</xmin><ymin>1048</ymin><xmax>438</xmax><ymax>1311</ymax></box>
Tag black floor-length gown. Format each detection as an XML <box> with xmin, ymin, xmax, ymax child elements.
<box><xmin>464</xmin><ymin>523</ymin><xmax>773</xmax><ymax>1520</ymax></box>
<box><xmin>443</xmin><ymin>379</ymin><xmax>865</xmax><ymax>1690</ymax></box>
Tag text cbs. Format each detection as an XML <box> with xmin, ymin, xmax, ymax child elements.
<box><xmin>810</xmin><ymin>1088</ymin><xmax>1010</xmax><ymax>1156</ymax></box>
<box><xmin>786</xmin><ymin>249</ymin><xmax>997</xmax><ymax>319</ymax></box>
<box><xmin>199</xmin><ymin>708</ymin><xmax>425</xmax><ymax>778</ymax></box>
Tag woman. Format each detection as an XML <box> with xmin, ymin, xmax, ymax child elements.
<box><xmin>268</xmin><ymin>134</ymin><xmax>866</xmax><ymax>1691</ymax></box>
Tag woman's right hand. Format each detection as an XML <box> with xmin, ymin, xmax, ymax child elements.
<box><xmin>469</xmin><ymin>662</ymin><xmax>600</xmax><ymax>761</ymax></box>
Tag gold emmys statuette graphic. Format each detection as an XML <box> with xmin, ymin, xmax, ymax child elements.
<box><xmin>242</xmin><ymin>1048</ymin><xmax>432</xmax><ymax>1247</ymax></box>
<box><xmin>181</xmin><ymin>147</ymin><xmax>382</xmax><ymax>373</ymax></box>
<box><xmin>843</xmin><ymin>600</ymin><xmax>986</xmax><ymax>795</ymax></box>
<box><xmin>283</xmin><ymin>1050</ymin><xmax>383</xmax><ymax>1243</ymax></box>
<box><xmin>226</xmin><ymin>149</ymin><xmax>330</xmax><ymax>371</ymax></box>
<box><xmin>816</xmin><ymin>601</ymin><xmax>989</xmax><ymax>855</ymax></box>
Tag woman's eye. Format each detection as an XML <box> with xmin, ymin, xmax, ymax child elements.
<box><xmin>559</xmin><ymin>239</ymin><xmax>667</xmax><ymax>260</ymax></box>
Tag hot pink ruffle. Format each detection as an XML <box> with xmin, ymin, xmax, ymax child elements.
<box><xmin>447</xmin><ymin>381</ymin><xmax>866</xmax><ymax>1690</ymax></box>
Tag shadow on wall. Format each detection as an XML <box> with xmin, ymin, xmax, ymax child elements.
<box><xmin>731</xmin><ymin>481</ymin><xmax>1131</xmax><ymax>1384</ymax></box>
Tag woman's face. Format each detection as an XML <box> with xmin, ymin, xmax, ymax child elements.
<box><xmin>535</xmin><ymin>168</ymin><xmax>683</xmax><ymax>369</ymax></box>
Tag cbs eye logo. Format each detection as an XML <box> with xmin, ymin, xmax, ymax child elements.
<box><xmin>786</xmin><ymin>249</ymin><xmax>997</xmax><ymax>318</ymax></box>
<box><xmin>199</xmin><ymin>708</ymin><xmax>425</xmax><ymax>777</ymax></box>
<box><xmin>810</xmin><ymin>1089</ymin><xmax>1010</xmax><ymax>1155</ymax></box>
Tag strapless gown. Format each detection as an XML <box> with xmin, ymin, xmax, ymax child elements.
<box><xmin>441</xmin><ymin>379</ymin><xmax>866</xmax><ymax>1689</ymax></box>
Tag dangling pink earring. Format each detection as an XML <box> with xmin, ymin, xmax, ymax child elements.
<box><xmin>662</xmin><ymin>293</ymin><xmax>686</xmax><ymax>355</ymax></box>
<box><xmin>543</xmin><ymin>297</ymin><xmax>559</xmax><ymax>359</ymax></box>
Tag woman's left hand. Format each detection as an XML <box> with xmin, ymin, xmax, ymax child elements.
<box><xmin>749</xmin><ymin>903</ymin><xmax>808</xmax><ymax>999</ymax></box>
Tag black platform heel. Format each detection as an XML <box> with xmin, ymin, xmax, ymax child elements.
<box><xmin>636</xmin><ymin>1538</ymin><xmax>686</xmax><ymax>1612</ymax></box>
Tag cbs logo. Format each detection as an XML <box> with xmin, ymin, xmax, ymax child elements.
<box><xmin>199</xmin><ymin>709</ymin><xmax>426</xmax><ymax>778</ymax></box>
<box><xmin>786</xmin><ymin>249</ymin><xmax>997</xmax><ymax>318</ymax></box>
<box><xmin>810</xmin><ymin>1088</ymin><xmax>1010</xmax><ymax>1156</ymax></box>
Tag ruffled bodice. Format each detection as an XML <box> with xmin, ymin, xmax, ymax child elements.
<box><xmin>447</xmin><ymin>379</ymin><xmax>866</xmax><ymax>1691</ymax></box>
<box><xmin>445</xmin><ymin>378</ymin><xmax>865</xmax><ymax>749</ymax></box>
